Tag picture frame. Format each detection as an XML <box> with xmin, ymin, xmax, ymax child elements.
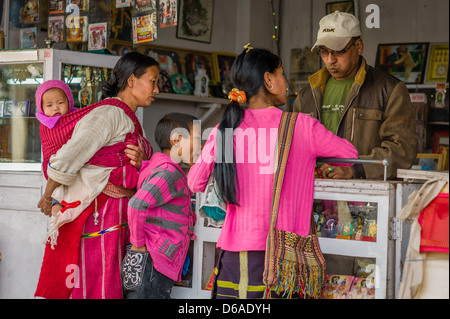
<box><xmin>213</xmin><ymin>52</ymin><xmax>237</xmax><ymax>96</ymax></box>
<box><xmin>20</xmin><ymin>27</ymin><xmax>38</xmax><ymax>49</ymax></box>
<box><xmin>375</xmin><ymin>43</ymin><xmax>429</xmax><ymax>84</ymax></box>
<box><xmin>183</xmin><ymin>51</ymin><xmax>215</xmax><ymax>88</ymax></box>
<box><xmin>136</xmin><ymin>45</ymin><xmax>216</xmax><ymax>94</ymax></box>
<box><xmin>433</xmin><ymin>131</ymin><xmax>449</xmax><ymax>153</ymax></box>
<box><xmin>88</xmin><ymin>22</ymin><xmax>107</xmax><ymax>51</ymax></box>
<box><xmin>171</xmin><ymin>74</ymin><xmax>192</xmax><ymax>95</ymax></box>
<box><xmin>177</xmin><ymin>0</ymin><xmax>214</xmax><ymax>44</ymax></box>
<box><xmin>326</xmin><ymin>1</ymin><xmax>356</xmax><ymax>16</ymax></box>
<box><xmin>107</xmin><ymin>39</ymin><xmax>135</xmax><ymax>56</ymax></box>
<box><xmin>3</xmin><ymin>100</ymin><xmax>15</xmax><ymax>117</ymax></box>
<box><xmin>14</xmin><ymin>100</ymin><xmax>30</xmax><ymax>117</ymax></box>
<box><xmin>289</xmin><ymin>47</ymin><xmax>321</xmax><ymax>95</ymax></box>
<box><xmin>425</xmin><ymin>43</ymin><xmax>449</xmax><ymax>84</ymax></box>
<box><xmin>137</xmin><ymin>45</ymin><xmax>184</xmax><ymax>93</ymax></box>
<box><xmin>440</xmin><ymin>146</ymin><xmax>449</xmax><ymax>171</ymax></box>
<box><xmin>413</xmin><ymin>153</ymin><xmax>444</xmax><ymax>171</ymax></box>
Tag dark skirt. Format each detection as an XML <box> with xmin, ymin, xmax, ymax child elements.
<box><xmin>212</xmin><ymin>250</ymin><xmax>300</xmax><ymax>299</ymax></box>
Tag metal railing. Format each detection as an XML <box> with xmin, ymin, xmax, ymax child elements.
<box><xmin>317</xmin><ymin>158</ymin><xmax>390</xmax><ymax>182</ymax></box>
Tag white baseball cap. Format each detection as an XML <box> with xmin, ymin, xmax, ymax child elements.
<box><xmin>311</xmin><ymin>11</ymin><xmax>361</xmax><ymax>52</ymax></box>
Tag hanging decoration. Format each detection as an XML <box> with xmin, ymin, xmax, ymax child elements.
<box><xmin>132</xmin><ymin>0</ymin><xmax>158</xmax><ymax>44</ymax></box>
<box><xmin>159</xmin><ymin>0</ymin><xmax>178</xmax><ymax>28</ymax></box>
<box><xmin>269</xmin><ymin>0</ymin><xmax>281</xmax><ymax>56</ymax></box>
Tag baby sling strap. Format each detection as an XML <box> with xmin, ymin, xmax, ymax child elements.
<box><xmin>40</xmin><ymin>98</ymin><xmax>152</xmax><ymax>179</ymax></box>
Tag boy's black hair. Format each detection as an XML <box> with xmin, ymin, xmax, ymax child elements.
<box><xmin>155</xmin><ymin>112</ymin><xmax>198</xmax><ymax>151</ymax></box>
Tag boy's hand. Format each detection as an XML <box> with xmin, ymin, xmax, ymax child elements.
<box><xmin>125</xmin><ymin>144</ymin><xmax>148</xmax><ymax>170</ymax></box>
<box><xmin>131</xmin><ymin>245</ymin><xmax>147</xmax><ymax>252</ymax></box>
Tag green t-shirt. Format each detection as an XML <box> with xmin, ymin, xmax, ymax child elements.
<box><xmin>321</xmin><ymin>76</ymin><xmax>355</xmax><ymax>134</ymax></box>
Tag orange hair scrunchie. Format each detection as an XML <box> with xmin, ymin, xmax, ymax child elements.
<box><xmin>228</xmin><ymin>88</ymin><xmax>247</xmax><ymax>104</ymax></box>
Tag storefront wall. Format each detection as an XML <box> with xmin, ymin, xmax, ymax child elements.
<box><xmin>0</xmin><ymin>0</ymin><xmax>448</xmax><ymax>299</ymax></box>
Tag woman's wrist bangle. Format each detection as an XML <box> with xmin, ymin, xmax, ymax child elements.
<box><xmin>43</xmin><ymin>196</ymin><xmax>53</xmax><ymax>203</ymax></box>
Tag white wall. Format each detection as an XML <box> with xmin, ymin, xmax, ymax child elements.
<box><xmin>0</xmin><ymin>172</ymin><xmax>47</xmax><ymax>299</ymax></box>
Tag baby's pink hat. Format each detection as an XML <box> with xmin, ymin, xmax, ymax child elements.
<box><xmin>35</xmin><ymin>80</ymin><xmax>75</xmax><ymax>129</ymax></box>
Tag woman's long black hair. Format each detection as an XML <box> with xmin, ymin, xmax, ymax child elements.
<box><xmin>102</xmin><ymin>52</ymin><xmax>159</xmax><ymax>98</ymax></box>
<box><xmin>213</xmin><ymin>48</ymin><xmax>282</xmax><ymax>205</ymax></box>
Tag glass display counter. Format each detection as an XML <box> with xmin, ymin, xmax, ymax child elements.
<box><xmin>0</xmin><ymin>49</ymin><xmax>120</xmax><ymax>171</ymax></box>
<box><xmin>171</xmin><ymin>179</ymin><xmax>422</xmax><ymax>299</ymax></box>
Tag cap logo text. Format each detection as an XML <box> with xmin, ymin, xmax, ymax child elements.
<box><xmin>322</xmin><ymin>28</ymin><xmax>335</xmax><ymax>33</ymax></box>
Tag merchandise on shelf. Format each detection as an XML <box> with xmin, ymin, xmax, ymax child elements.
<box><xmin>313</xmin><ymin>199</ymin><xmax>378</xmax><ymax>242</ymax></box>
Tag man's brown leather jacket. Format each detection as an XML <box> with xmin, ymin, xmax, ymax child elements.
<box><xmin>293</xmin><ymin>57</ymin><xmax>418</xmax><ymax>180</ymax></box>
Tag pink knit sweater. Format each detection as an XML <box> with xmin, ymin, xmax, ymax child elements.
<box><xmin>188</xmin><ymin>108</ymin><xmax>358</xmax><ymax>252</ymax></box>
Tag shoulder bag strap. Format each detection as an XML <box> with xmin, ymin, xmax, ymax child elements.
<box><xmin>269</xmin><ymin>112</ymin><xmax>298</xmax><ymax>226</ymax></box>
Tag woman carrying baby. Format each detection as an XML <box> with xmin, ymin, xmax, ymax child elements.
<box><xmin>35</xmin><ymin>52</ymin><xmax>159</xmax><ymax>299</ymax></box>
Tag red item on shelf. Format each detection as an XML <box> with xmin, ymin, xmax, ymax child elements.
<box><xmin>418</xmin><ymin>193</ymin><xmax>449</xmax><ymax>254</ymax></box>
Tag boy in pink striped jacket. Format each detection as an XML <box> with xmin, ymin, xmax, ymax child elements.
<box><xmin>122</xmin><ymin>113</ymin><xmax>199</xmax><ymax>299</ymax></box>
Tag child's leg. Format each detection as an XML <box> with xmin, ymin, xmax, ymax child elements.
<box><xmin>122</xmin><ymin>245</ymin><xmax>151</xmax><ymax>299</ymax></box>
<box><xmin>121</xmin><ymin>244</ymin><xmax>174</xmax><ymax>299</ymax></box>
<box><xmin>147</xmin><ymin>262</ymin><xmax>175</xmax><ymax>299</ymax></box>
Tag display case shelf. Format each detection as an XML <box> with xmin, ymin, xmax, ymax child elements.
<box><xmin>172</xmin><ymin>179</ymin><xmax>422</xmax><ymax>299</ymax></box>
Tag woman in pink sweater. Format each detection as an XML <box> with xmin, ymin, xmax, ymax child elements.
<box><xmin>187</xmin><ymin>47</ymin><xmax>358</xmax><ymax>299</ymax></box>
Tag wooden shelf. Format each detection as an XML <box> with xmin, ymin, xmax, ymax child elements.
<box><xmin>428</xmin><ymin>121</ymin><xmax>449</xmax><ymax>126</ymax></box>
<box><xmin>156</xmin><ymin>92</ymin><xmax>229</xmax><ymax>105</ymax></box>
<box><xmin>406</xmin><ymin>83</ymin><xmax>449</xmax><ymax>89</ymax></box>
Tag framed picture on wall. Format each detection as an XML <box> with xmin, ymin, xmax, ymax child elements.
<box><xmin>326</xmin><ymin>1</ymin><xmax>355</xmax><ymax>16</ymax></box>
<box><xmin>375</xmin><ymin>43</ymin><xmax>429</xmax><ymax>84</ymax></box>
<box><xmin>0</xmin><ymin>100</ymin><xmax>4</xmax><ymax>117</ymax></box>
<box><xmin>107</xmin><ymin>39</ymin><xmax>135</xmax><ymax>56</ymax></box>
<box><xmin>289</xmin><ymin>47</ymin><xmax>321</xmax><ymax>95</ymax></box>
<box><xmin>14</xmin><ymin>100</ymin><xmax>30</xmax><ymax>117</ymax></box>
<box><xmin>183</xmin><ymin>51</ymin><xmax>215</xmax><ymax>88</ymax></box>
<box><xmin>171</xmin><ymin>73</ymin><xmax>192</xmax><ymax>95</ymax></box>
<box><xmin>177</xmin><ymin>0</ymin><xmax>214</xmax><ymax>43</ymax></box>
<box><xmin>137</xmin><ymin>45</ymin><xmax>184</xmax><ymax>93</ymax></box>
<box><xmin>3</xmin><ymin>100</ymin><xmax>15</xmax><ymax>117</ymax></box>
<box><xmin>213</xmin><ymin>52</ymin><xmax>237</xmax><ymax>96</ymax></box>
<box><xmin>425</xmin><ymin>43</ymin><xmax>449</xmax><ymax>84</ymax></box>
<box><xmin>433</xmin><ymin>131</ymin><xmax>449</xmax><ymax>153</ymax></box>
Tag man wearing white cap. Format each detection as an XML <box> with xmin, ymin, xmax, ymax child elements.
<box><xmin>293</xmin><ymin>11</ymin><xmax>417</xmax><ymax>180</ymax></box>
